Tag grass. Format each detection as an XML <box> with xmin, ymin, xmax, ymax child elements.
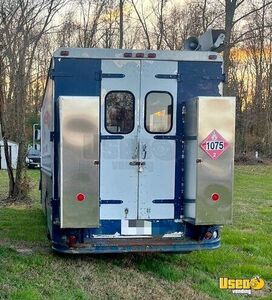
<box><xmin>0</xmin><ymin>166</ymin><xmax>271</xmax><ymax>299</ymax></box>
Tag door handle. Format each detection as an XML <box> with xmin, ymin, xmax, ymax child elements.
<box><xmin>129</xmin><ymin>161</ymin><xmax>146</xmax><ymax>166</ymax></box>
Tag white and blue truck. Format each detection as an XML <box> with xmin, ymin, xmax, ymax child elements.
<box><xmin>41</xmin><ymin>30</ymin><xmax>235</xmax><ymax>253</ymax></box>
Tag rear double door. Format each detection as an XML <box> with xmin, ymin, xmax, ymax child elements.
<box><xmin>100</xmin><ymin>59</ymin><xmax>177</xmax><ymax>221</ymax></box>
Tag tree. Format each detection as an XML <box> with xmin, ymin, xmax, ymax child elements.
<box><xmin>223</xmin><ymin>0</ymin><xmax>272</xmax><ymax>95</ymax></box>
<box><xmin>77</xmin><ymin>0</ymin><xmax>106</xmax><ymax>48</ymax></box>
<box><xmin>119</xmin><ymin>0</ymin><xmax>124</xmax><ymax>48</ymax></box>
<box><xmin>130</xmin><ymin>0</ymin><xmax>152</xmax><ymax>49</ymax></box>
<box><xmin>163</xmin><ymin>1</ymin><xmax>221</xmax><ymax>50</ymax></box>
<box><xmin>0</xmin><ymin>0</ymin><xmax>65</xmax><ymax>200</ymax></box>
<box><xmin>227</xmin><ymin>0</ymin><xmax>272</xmax><ymax>155</ymax></box>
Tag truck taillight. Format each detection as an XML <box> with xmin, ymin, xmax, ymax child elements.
<box><xmin>67</xmin><ymin>235</ymin><xmax>77</xmax><ymax>247</ymax></box>
<box><xmin>204</xmin><ymin>231</ymin><xmax>212</xmax><ymax>239</ymax></box>
<box><xmin>204</xmin><ymin>230</ymin><xmax>218</xmax><ymax>240</ymax></box>
<box><xmin>211</xmin><ymin>193</ymin><xmax>220</xmax><ymax>201</ymax></box>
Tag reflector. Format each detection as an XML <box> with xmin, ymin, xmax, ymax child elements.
<box><xmin>60</xmin><ymin>50</ymin><xmax>69</xmax><ymax>56</ymax></box>
<box><xmin>76</xmin><ymin>193</ymin><xmax>86</xmax><ymax>201</ymax></box>
<box><xmin>211</xmin><ymin>193</ymin><xmax>220</xmax><ymax>201</ymax></box>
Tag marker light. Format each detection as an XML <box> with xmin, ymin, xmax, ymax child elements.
<box><xmin>76</xmin><ymin>193</ymin><xmax>86</xmax><ymax>202</ymax></box>
<box><xmin>136</xmin><ymin>53</ymin><xmax>145</xmax><ymax>58</ymax></box>
<box><xmin>208</xmin><ymin>54</ymin><xmax>217</xmax><ymax>60</ymax></box>
<box><xmin>147</xmin><ymin>53</ymin><xmax>156</xmax><ymax>58</ymax></box>
<box><xmin>211</xmin><ymin>193</ymin><xmax>220</xmax><ymax>201</ymax></box>
<box><xmin>60</xmin><ymin>50</ymin><xmax>69</xmax><ymax>56</ymax></box>
<box><xmin>124</xmin><ymin>52</ymin><xmax>132</xmax><ymax>57</ymax></box>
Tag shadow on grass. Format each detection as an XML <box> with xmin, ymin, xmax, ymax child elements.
<box><xmin>54</xmin><ymin>250</ymin><xmax>185</xmax><ymax>282</ymax></box>
<box><xmin>0</xmin><ymin>206</ymin><xmax>48</xmax><ymax>243</ymax></box>
<box><xmin>0</xmin><ymin>204</ymin><xmax>184</xmax><ymax>283</ymax></box>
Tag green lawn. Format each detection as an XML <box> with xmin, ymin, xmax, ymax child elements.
<box><xmin>0</xmin><ymin>166</ymin><xmax>271</xmax><ymax>299</ymax></box>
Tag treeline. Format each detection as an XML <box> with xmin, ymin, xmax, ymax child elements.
<box><xmin>0</xmin><ymin>0</ymin><xmax>272</xmax><ymax>198</ymax></box>
<box><xmin>57</xmin><ymin>0</ymin><xmax>272</xmax><ymax>156</ymax></box>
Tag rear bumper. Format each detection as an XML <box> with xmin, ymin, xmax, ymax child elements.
<box><xmin>52</xmin><ymin>237</ymin><xmax>220</xmax><ymax>254</ymax></box>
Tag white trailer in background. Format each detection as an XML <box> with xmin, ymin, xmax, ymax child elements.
<box><xmin>0</xmin><ymin>140</ymin><xmax>18</xmax><ymax>170</ymax></box>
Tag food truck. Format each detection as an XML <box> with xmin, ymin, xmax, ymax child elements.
<box><xmin>40</xmin><ymin>29</ymin><xmax>235</xmax><ymax>253</ymax></box>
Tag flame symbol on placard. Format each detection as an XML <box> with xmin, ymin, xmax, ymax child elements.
<box><xmin>211</xmin><ymin>131</ymin><xmax>218</xmax><ymax>141</ymax></box>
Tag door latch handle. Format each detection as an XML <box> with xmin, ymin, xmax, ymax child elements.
<box><xmin>93</xmin><ymin>160</ymin><xmax>100</xmax><ymax>165</ymax></box>
<box><xmin>129</xmin><ymin>161</ymin><xmax>146</xmax><ymax>166</ymax></box>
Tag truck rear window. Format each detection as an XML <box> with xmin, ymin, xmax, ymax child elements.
<box><xmin>145</xmin><ymin>92</ymin><xmax>173</xmax><ymax>133</ymax></box>
<box><xmin>105</xmin><ymin>91</ymin><xmax>134</xmax><ymax>134</ymax></box>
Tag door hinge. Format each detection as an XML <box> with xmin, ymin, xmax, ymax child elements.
<box><xmin>155</xmin><ymin>73</ymin><xmax>181</xmax><ymax>81</ymax></box>
<box><xmin>50</xmin><ymin>131</ymin><xmax>55</xmax><ymax>142</ymax></box>
<box><xmin>49</xmin><ymin>69</ymin><xmax>72</xmax><ymax>79</ymax></box>
<box><xmin>95</xmin><ymin>71</ymin><xmax>125</xmax><ymax>81</ymax></box>
<box><xmin>101</xmin><ymin>73</ymin><xmax>125</xmax><ymax>79</ymax></box>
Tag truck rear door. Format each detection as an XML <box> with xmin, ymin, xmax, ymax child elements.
<box><xmin>100</xmin><ymin>59</ymin><xmax>177</xmax><ymax>222</ymax></box>
<box><xmin>137</xmin><ymin>61</ymin><xmax>177</xmax><ymax>219</ymax></box>
<box><xmin>100</xmin><ymin>60</ymin><xmax>140</xmax><ymax>220</ymax></box>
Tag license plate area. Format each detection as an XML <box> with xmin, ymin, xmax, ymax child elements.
<box><xmin>121</xmin><ymin>220</ymin><xmax>152</xmax><ymax>235</ymax></box>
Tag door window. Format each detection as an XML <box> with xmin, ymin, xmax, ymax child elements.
<box><xmin>145</xmin><ymin>92</ymin><xmax>173</xmax><ymax>133</ymax></box>
<box><xmin>105</xmin><ymin>91</ymin><xmax>134</xmax><ymax>134</ymax></box>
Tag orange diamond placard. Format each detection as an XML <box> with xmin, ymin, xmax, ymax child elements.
<box><xmin>200</xmin><ymin>129</ymin><xmax>229</xmax><ymax>160</ymax></box>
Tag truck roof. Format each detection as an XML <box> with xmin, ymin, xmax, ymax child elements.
<box><xmin>53</xmin><ymin>47</ymin><xmax>223</xmax><ymax>62</ymax></box>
